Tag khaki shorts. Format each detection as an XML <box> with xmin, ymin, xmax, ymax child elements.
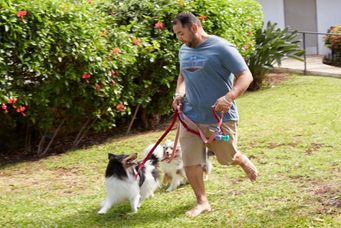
<box><xmin>179</xmin><ymin>119</ymin><xmax>239</xmax><ymax>167</ymax></box>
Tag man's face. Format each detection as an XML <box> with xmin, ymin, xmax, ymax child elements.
<box><xmin>173</xmin><ymin>23</ymin><xmax>197</xmax><ymax>48</ymax></box>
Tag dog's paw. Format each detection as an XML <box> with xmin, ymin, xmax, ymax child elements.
<box><xmin>98</xmin><ymin>210</ymin><xmax>107</xmax><ymax>215</ymax></box>
<box><xmin>131</xmin><ymin>208</ymin><xmax>138</xmax><ymax>213</ymax></box>
<box><xmin>166</xmin><ymin>187</ymin><xmax>175</xmax><ymax>192</ymax></box>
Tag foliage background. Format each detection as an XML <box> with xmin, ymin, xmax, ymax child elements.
<box><xmin>0</xmin><ymin>0</ymin><xmax>263</xmax><ymax>153</ymax></box>
<box><xmin>247</xmin><ymin>22</ymin><xmax>304</xmax><ymax>91</ymax></box>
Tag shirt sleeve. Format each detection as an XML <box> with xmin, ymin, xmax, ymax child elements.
<box><xmin>220</xmin><ymin>43</ymin><xmax>248</xmax><ymax>76</ymax></box>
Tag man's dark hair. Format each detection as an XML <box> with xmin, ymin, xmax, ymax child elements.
<box><xmin>172</xmin><ymin>12</ymin><xmax>202</xmax><ymax>28</ymax></box>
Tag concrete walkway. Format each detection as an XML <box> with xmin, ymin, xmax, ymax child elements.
<box><xmin>274</xmin><ymin>55</ymin><xmax>341</xmax><ymax>78</ymax></box>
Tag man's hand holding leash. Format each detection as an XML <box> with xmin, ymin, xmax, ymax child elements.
<box><xmin>172</xmin><ymin>93</ymin><xmax>184</xmax><ymax>110</ymax></box>
<box><xmin>214</xmin><ymin>69</ymin><xmax>253</xmax><ymax>113</ymax></box>
<box><xmin>213</xmin><ymin>90</ymin><xmax>236</xmax><ymax>113</ymax></box>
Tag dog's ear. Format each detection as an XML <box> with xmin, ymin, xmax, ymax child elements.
<box><xmin>122</xmin><ymin>153</ymin><xmax>138</xmax><ymax>168</ymax></box>
<box><xmin>108</xmin><ymin>153</ymin><xmax>116</xmax><ymax>160</ymax></box>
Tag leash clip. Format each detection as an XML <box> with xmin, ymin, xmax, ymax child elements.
<box><xmin>208</xmin><ymin>126</ymin><xmax>230</xmax><ymax>142</ymax></box>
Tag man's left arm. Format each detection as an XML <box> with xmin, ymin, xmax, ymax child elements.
<box><xmin>226</xmin><ymin>69</ymin><xmax>253</xmax><ymax>100</ymax></box>
<box><xmin>214</xmin><ymin>69</ymin><xmax>253</xmax><ymax>112</ymax></box>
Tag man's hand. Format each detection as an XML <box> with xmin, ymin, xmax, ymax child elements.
<box><xmin>213</xmin><ymin>93</ymin><xmax>234</xmax><ymax>113</ymax></box>
<box><xmin>213</xmin><ymin>69</ymin><xmax>253</xmax><ymax>113</ymax></box>
<box><xmin>173</xmin><ymin>74</ymin><xmax>185</xmax><ymax>110</ymax></box>
<box><xmin>172</xmin><ymin>94</ymin><xmax>184</xmax><ymax>110</ymax></box>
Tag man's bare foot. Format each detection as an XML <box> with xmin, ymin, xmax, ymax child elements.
<box><xmin>185</xmin><ymin>201</ymin><xmax>212</xmax><ymax>217</ymax></box>
<box><xmin>233</xmin><ymin>154</ymin><xmax>258</xmax><ymax>181</ymax></box>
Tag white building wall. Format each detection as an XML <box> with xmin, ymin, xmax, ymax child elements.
<box><xmin>316</xmin><ymin>0</ymin><xmax>341</xmax><ymax>55</ymax></box>
<box><xmin>258</xmin><ymin>0</ymin><xmax>341</xmax><ymax>55</ymax></box>
<box><xmin>257</xmin><ymin>0</ymin><xmax>285</xmax><ymax>28</ymax></box>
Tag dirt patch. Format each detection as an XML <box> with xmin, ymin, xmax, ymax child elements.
<box><xmin>312</xmin><ymin>184</ymin><xmax>341</xmax><ymax>215</ymax></box>
<box><xmin>266</xmin><ymin>142</ymin><xmax>324</xmax><ymax>155</ymax></box>
<box><xmin>289</xmin><ymin>176</ymin><xmax>341</xmax><ymax>215</ymax></box>
<box><xmin>267</xmin><ymin>72</ymin><xmax>291</xmax><ymax>86</ymax></box>
<box><xmin>267</xmin><ymin>142</ymin><xmax>298</xmax><ymax>149</ymax></box>
<box><xmin>0</xmin><ymin>166</ymin><xmax>92</xmax><ymax>196</ymax></box>
<box><xmin>53</xmin><ymin>166</ymin><xmax>82</xmax><ymax>175</ymax></box>
<box><xmin>305</xmin><ymin>143</ymin><xmax>322</xmax><ymax>155</ymax></box>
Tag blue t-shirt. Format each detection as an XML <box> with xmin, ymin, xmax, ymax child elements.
<box><xmin>179</xmin><ymin>35</ymin><xmax>248</xmax><ymax>124</ymax></box>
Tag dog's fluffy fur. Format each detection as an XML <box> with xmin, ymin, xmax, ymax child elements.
<box><xmin>146</xmin><ymin>139</ymin><xmax>213</xmax><ymax>192</ymax></box>
<box><xmin>202</xmin><ymin>149</ymin><xmax>213</xmax><ymax>181</ymax></box>
<box><xmin>159</xmin><ymin>140</ymin><xmax>187</xmax><ymax>192</ymax></box>
<box><xmin>98</xmin><ymin>152</ymin><xmax>161</xmax><ymax>214</ymax></box>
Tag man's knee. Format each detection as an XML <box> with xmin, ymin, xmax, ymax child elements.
<box><xmin>216</xmin><ymin>156</ymin><xmax>233</xmax><ymax>165</ymax></box>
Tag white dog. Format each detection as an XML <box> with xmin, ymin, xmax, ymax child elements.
<box><xmin>160</xmin><ymin>139</ymin><xmax>187</xmax><ymax>192</ymax></box>
<box><xmin>145</xmin><ymin>139</ymin><xmax>212</xmax><ymax>192</ymax></box>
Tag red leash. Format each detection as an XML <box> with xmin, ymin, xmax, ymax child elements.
<box><xmin>137</xmin><ymin>105</ymin><xmax>226</xmax><ymax>175</ymax></box>
<box><xmin>178</xmin><ymin>106</ymin><xmax>225</xmax><ymax>144</ymax></box>
<box><xmin>136</xmin><ymin>111</ymin><xmax>179</xmax><ymax>174</ymax></box>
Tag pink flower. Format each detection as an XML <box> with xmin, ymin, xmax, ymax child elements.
<box><xmin>95</xmin><ymin>83</ymin><xmax>100</xmax><ymax>92</ymax></box>
<box><xmin>198</xmin><ymin>15</ymin><xmax>207</xmax><ymax>21</ymax></box>
<box><xmin>16</xmin><ymin>106</ymin><xmax>26</xmax><ymax>116</ymax></box>
<box><xmin>132</xmin><ymin>37</ymin><xmax>141</xmax><ymax>46</ymax></box>
<box><xmin>111</xmin><ymin>80</ymin><xmax>116</xmax><ymax>85</ymax></box>
<box><xmin>112</xmin><ymin>48</ymin><xmax>120</xmax><ymax>55</ymax></box>
<box><xmin>82</xmin><ymin>73</ymin><xmax>91</xmax><ymax>79</ymax></box>
<box><xmin>116</xmin><ymin>103</ymin><xmax>125</xmax><ymax>111</ymax></box>
<box><xmin>154</xmin><ymin>22</ymin><xmax>165</xmax><ymax>31</ymax></box>
<box><xmin>1</xmin><ymin>103</ymin><xmax>7</xmax><ymax>110</ymax></box>
<box><xmin>8</xmin><ymin>98</ymin><xmax>17</xmax><ymax>105</ymax></box>
<box><xmin>16</xmin><ymin>106</ymin><xmax>26</xmax><ymax>113</ymax></box>
<box><xmin>16</xmin><ymin>10</ymin><xmax>27</xmax><ymax>18</ymax></box>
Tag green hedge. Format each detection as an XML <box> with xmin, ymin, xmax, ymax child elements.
<box><xmin>0</xmin><ymin>0</ymin><xmax>262</xmax><ymax>153</ymax></box>
<box><xmin>101</xmin><ymin>0</ymin><xmax>263</xmax><ymax>128</ymax></box>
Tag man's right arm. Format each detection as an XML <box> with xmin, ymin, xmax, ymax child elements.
<box><xmin>175</xmin><ymin>73</ymin><xmax>185</xmax><ymax>96</ymax></box>
<box><xmin>172</xmin><ymin>73</ymin><xmax>185</xmax><ymax>110</ymax></box>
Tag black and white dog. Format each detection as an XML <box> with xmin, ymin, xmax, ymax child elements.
<box><xmin>98</xmin><ymin>152</ymin><xmax>161</xmax><ymax>214</ymax></box>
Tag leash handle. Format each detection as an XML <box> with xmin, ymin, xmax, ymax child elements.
<box><xmin>211</xmin><ymin>106</ymin><xmax>228</xmax><ymax>135</ymax></box>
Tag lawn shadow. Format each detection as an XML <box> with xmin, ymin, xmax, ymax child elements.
<box><xmin>53</xmin><ymin>201</ymin><xmax>190</xmax><ymax>227</ymax></box>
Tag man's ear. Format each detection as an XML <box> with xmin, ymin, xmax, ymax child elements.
<box><xmin>191</xmin><ymin>23</ymin><xmax>199</xmax><ymax>33</ymax></box>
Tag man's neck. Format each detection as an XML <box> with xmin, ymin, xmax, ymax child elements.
<box><xmin>193</xmin><ymin>33</ymin><xmax>209</xmax><ymax>48</ymax></box>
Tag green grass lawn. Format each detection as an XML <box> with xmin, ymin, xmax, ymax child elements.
<box><xmin>1</xmin><ymin>75</ymin><xmax>340</xmax><ymax>227</ymax></box>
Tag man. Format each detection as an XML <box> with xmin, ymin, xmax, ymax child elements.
<box><xmin>172</xmin><ymin>12</ymin><xmax>258</xmax><ymax>217</ymax></box>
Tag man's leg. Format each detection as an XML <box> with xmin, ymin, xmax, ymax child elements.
<box><xmin>179</xmin><ymin>122</ymin><xmax>212</xmax><ymax>217</ymax></box>
<box><xmin>208</xmin><ymin>121</ymin><xmax>258</xmax><ymax>181</ymax></box>
<box><xmin>184</xmin><ymin>164</ymin><xmax>211</xmax><ymax>217</ymax></box>
<box><xmin>232</xmin><ymin>152</ymin><xmax>258</xmax><ymax>181</ymax></box>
